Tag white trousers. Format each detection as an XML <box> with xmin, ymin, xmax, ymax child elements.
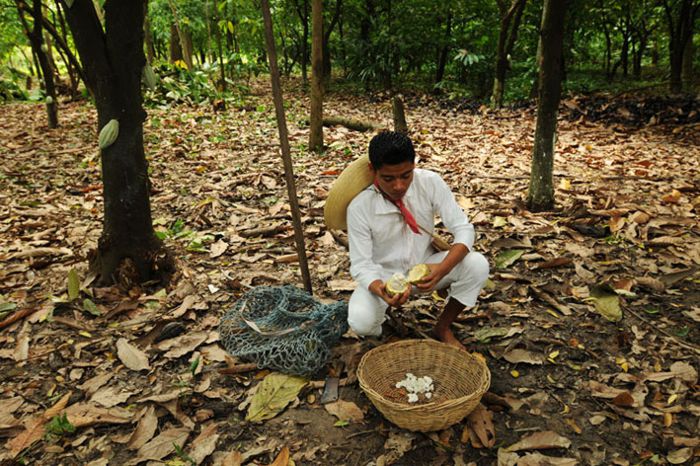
<box><xmin>348</xmin><ymin>251</ymin><xmax>490</xmax><ymax>336</ymax></box>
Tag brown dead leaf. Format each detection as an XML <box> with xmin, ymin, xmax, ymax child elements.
<box><xmin>157</xmin><ymin>331</ymin><xmax>208</xmax><ymax>358</ymax></box>
<box><xmin>7</xmin><ymin>391</ymin><xmax>72</xmax><ymax>458</ymax></box>
<box><xmin>127</xmin><ymin>405</ymin><xmax>158</xmax><ymax>450</ymax></box>
<box><xmin>465</xmin><ymin>404</ymin><xmax>495</xmax><ymax>448</ymax></box>
<box><xmin>502</xmin><ymin>349</ymin><xmax>545</xmax><ymax>365</ymax></box>
<box><xmin>611</xmin><ymin>391</ymin><xmax>635</xmax><ymax>408</ymax></box>
<box><xmin>64</xmin><ymin>402</ymin><xmax>133</xmax><ymax>428</ymax></box>
<box><xmin>116</xmin><ymin>338</ymin><xmax>151</xmax><ymax>371</ymax></box>
<box><xmin>661</xmin><ymin>189</ymin><xmax>682</xmax><ymax>204</ymax></box>
<box><xmin>505</xmin><ymin>430</ymin><xmax>571</xmax><ymax>452</ymax></box>
<box><xmin>91</xmin><ymin>386</ymin><xmax>137</xmax><ymax>408</ymax></box>
<box><xmin>217</xmin><ymin>450</ymin><xmax>243</xmax><ymax>466</ymax></box>
<box><xmin>189</xmin><ymin>422</ymin><xmax>220</xmax><ymax>465</ymax></box>
<box><xmin>268</xmin><ymin>446</ymin><xmax>290</xmax><ymax>466</ymax></box>
<box><xmin>324</xmin><ymin>399</ymin><xmax>364</xmax><ymax>423</ymax></box>
<box><xmin>135</xmin><ymin>426</ymin><xmax>191</xmax><ymax>462</ymax></box>
<box><xmin>77</xmin><ymin>372</ymin><xmax>114</xmax><ymax>396</ymax></box>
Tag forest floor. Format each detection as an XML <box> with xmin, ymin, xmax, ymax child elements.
<box><xmin>0</xmin><ymin>79</ymin><xmax>699</xmax><ymax>466</ymax></box>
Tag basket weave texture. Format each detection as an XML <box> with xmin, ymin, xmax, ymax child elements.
<box><xmin>357</xmin><ymin>339</ymin><xmax>490</xmax><ymax>432</ymax></box>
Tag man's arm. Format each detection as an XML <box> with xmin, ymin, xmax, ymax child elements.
<box><xmin>415</xmin><ymin>174</ymin><xmax>474</xmax><ymax>290</ymax></box>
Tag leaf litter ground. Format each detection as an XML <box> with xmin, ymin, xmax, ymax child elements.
<box><xmin>0</xmin><ymin>80</ymin><xmax>698</xmax><ymax>465</ymax></box>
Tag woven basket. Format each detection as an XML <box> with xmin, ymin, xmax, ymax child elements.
<box><xmin>357</xmin><ymin>339</ymin><xmax>490</xmax><ymax>432</ymax></box>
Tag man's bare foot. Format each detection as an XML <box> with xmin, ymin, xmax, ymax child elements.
<box><xmin>433</xmin><ymin>327</ymin><xmax>468</xmax><ymax>351</ymax></box>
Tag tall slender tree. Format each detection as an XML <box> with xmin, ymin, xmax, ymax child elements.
<box><xmin>64</xmin><ymin>0</ymin><xmax>172</xmax><ymax>285</ymax></box>
<box><xmin>309</xmin><ymin>0</ymin><xmax>323</xmax><ymax>152</ymax></box>
<box><xmin>527</xmin><ymin>0</ymin><xmax>567</xmax><ymax>212</ymax></box>
<box><xmin>491</xmin><ymin>0</ymin><xmax>527</xmax><ymax>107</ymax></box>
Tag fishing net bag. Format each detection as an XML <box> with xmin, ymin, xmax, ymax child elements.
<box><xmin>219</xmin><ymin>285</ymin><xmax>348</xmax><ymax>377</ymax></box>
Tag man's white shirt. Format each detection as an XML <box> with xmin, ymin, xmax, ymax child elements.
<box><xmin>347</xmin><ymin>168</ymin><xmax>475</xmax><ymax>291</ymax></box>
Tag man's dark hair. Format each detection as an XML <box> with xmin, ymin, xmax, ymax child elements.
<box><xmin>368</xmin><ymin>131</ymin><xmax>415</xmax><ymax>169</ymax></box>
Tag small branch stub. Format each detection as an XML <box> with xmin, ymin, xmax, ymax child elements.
<box><xmin>98</xmin><ymin>119</ymin><xmax>119</xmax><ymax>150</ymax></box>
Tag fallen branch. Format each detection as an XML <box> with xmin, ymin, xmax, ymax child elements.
<box><xmin>218</xmin><ymin>362</ymin><xmax>259</xmax><ymax>375</ymax></box>
<box><xmin>302</xmin><ymin>116</ymin><xmax>382</xmax><ymax>132</ymax></box>
<box><xmin>238</xmin><ymin>224</ymin><xmax>288</xmax><ymax>238</ymax></box>
<box><xmin>0</xmin><ymin>307</ymin><xmax>39</xmax><ymax>330</ymax></box>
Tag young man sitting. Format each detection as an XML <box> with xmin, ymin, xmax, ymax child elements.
<box><xmin>344</xmin><ymin>131</ymin><xmax>489</xmax><ymax>349</ymax></box>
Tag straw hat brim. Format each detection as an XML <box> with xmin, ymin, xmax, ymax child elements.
<box><xmin>324</xmin><ymin>154</ymin><xmax>374</xmax><ymax>231</ymax></box>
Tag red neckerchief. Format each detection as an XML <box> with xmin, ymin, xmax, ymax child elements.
<box><xmin>373</xmin><ymin>180</ymin><xmax>421</xmax><ymax>234</ymax></box>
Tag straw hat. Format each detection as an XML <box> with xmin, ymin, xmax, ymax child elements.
<box><xmin>324</xmin><ymin>154</ymin><xmax>374</xmax><ymax>230</ymax></box>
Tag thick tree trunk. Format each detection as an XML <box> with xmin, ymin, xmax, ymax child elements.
<box><xmin>665</xmin><ymin>0</ymin><xmax>699</xmax><ymax>93</ymax></box>
<box><xmin>168</xmin><ymin>0</ymin><xmax>193</xmax><ymax>70</ymax></box>
<box><xmin>65</xmin><ymin>0</ymin><xmax>171</xmax><ymax>286</ymax></box>
<box><xmin>527</xmin><ymin>0</ymin><xmax>567</xmax><ymax>212</ymax></box>
<box><xmin>309</xmin><ymin>0</ymin><xmax>323</xmax><ymax>152</ymax></box>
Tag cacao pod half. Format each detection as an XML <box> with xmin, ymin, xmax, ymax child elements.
<box><xmin>407</xmin><ymin>263</ymin><xmax>430</xmax><ymax>283</ymax></box>
<box><xmin>98</xmin><ymin>119</ymin><xmax>119</xmax><ymax>150</ymax></box>
<box><xmin>142</xmin><ymin>64</ymin><xmax>158</xmax><ymax>90</ymax></box>
<box><xmin>385</xmin><ymin>273</ymin><xmax>409</xmax><ymax>296</ymax></box>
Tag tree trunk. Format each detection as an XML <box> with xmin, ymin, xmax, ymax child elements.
<box><xmin>681</xmin><ymin>21</ymin><xmax>695</xmax><ymax>86</ymax></box>
<box><xmin>309</xmin><ymin>0</ymin><xmax>323</xmax><ymax>152</ymax></box>
<box><xmin>293</xmin><ymin>0</ymin><xmax>309</xmax><ymax>85</ymax></box>
<box><xmin>65</xmin><ymin>0</ymin><xmax>171</xmax><ymax>286</ymax></box>
<box><xmin>392</xmin><ymin>95</ymin><xmax>407</xmax><ymax>134</ymax></box>
<box><xmin>434</xmin><ymin>8</ymin><xmax>452</xmax><ymax>86</ymax></box>
<box><xmin>212</xmin><ymin>1</ymin><xmax>226</xmax><ymax>91</ymax></box>
<box><xmin>664</xmin><ymin>0</ymin><xmax>699</xmax><ymax>93</ymax></box>
<box><xmin>167</xmin><ymin>0</ymin><xmax>193</xmax><ymax>69</ymax></box>
<box><xmin>169</xmin><ymin>23</ymin><xmax>183</xmax><ymax>63</ymax></box>
<box><xmin>527</xmin><ymin>0</ymin><xmax>567</xmax><ymax>212</ymax></box>
<box><xmin>144</xmin><ymin>4</ymin><xmax>155</xmax><ymax>64</ymax></box>
<box><xmin>18</xmin><ymin>0</ymin><xmax>58</xmax><ymax>128</ymax></box>
<box><xmin>322</xmin><ymin>0</ymin><xmax>343</xmax><ymax>84</ymax></box>
<box><xmin>492</xmin><ymin>0</ymin><xmax>527</xmax><ymax>108</ymax></box>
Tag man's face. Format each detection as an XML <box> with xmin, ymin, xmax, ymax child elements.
<box><xmin>371</xmin><ymin>161</ymin><xmax>415</xmax><ymax>201</ymax></box>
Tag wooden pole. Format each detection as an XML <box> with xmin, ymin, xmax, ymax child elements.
<box><xmin>260</xmin><ymin>0</ymin><xmax>313</xmax><ymax>294</ymax></box>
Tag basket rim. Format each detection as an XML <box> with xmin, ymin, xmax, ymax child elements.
<box><xmin>357</xmin><ymin>338</ymin><xmax>491</xmax><ymax>412</ymax></box>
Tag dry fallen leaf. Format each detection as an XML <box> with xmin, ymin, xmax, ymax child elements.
<box><xmin>505</xmin><ymin>430</ymin><xmax>571</xmax><ymax>452</ymax></box>
<box><xmin>127</xmin><ymin>405</ymin><xmax>159</xmax><ymax>450</ymax></box>
<box><xmin>7</xmin><ymin>392</ymin><xmax>72</xmax><ymax>458</ymax></box>
<box><xmin>135</xmin><ymin>426</ymin><xmax>191</xmax><ymax>462</ymax></box>
<box><xmin>324</xmin><ymin>399</ymin><xmax>364</xmax><ymax>423</ymax></box>
<box><xmin>116</xmin><ymin>338</ymin><xmax>151</xmax><ymax>371</ymax></box>
<box><xmin>464</xmin><ymin>403</ymin><xmax>495</xmax><ymax>448</ymax></box>
<box><xmin>188</xmin><ymin>422</ymin><xmax>220</xmax><ymax>465</ymax></box>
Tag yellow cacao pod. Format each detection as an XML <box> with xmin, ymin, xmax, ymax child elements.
<box><xmin>98</xmin><ymin>119</ymin><xmax>119</xmax><ymax>150</ymax></box>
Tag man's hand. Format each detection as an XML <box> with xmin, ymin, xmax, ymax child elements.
<box><xmin>369</xmin><ymin>279</ymin><xmax>411</xmax><ymax>308</ymax></box>
<box><xmin>414</xmin><ymin>263</ymin><xmax>448</xmax><ymax>291</ymax></box>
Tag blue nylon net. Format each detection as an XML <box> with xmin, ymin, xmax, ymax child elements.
<box><xmin>219</xmin><ymin>285</ymin><xmax>349</xmax><ymax>377</ymax></box>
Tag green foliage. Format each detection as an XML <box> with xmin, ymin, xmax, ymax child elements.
<box><xmin>45</xmin><ymin>413</ymin><xmax>76</xmax><ymax>441</ymax></box>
